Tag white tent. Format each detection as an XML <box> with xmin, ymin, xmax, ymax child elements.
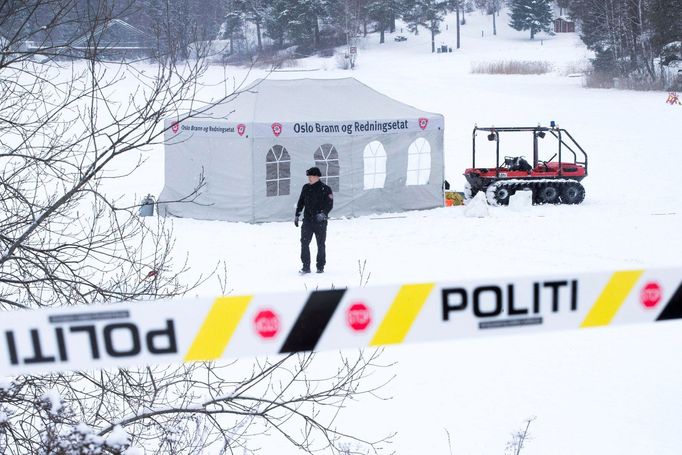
<box><xmin>158</xmin><ymin>78</ymin><xmax>444</xmax><ymax>223</ymax></box>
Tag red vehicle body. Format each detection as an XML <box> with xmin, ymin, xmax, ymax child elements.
<box><xmin>463</xmin><ymin>125</ymin><xmax>588</xmax><ymax>205</ymax></box>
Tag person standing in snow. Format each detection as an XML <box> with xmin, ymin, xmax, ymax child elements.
<box><xmin>294</xmin><ymin>167</ymin><xmax>333</xmax><ymax>274</ymax></box>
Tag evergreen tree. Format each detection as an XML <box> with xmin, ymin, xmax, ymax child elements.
<box><xmin>446</xmin><ymin>0</ymin><xmax>468</xmax><ymax>48</ymax></box>
<box><xmin>568</xmin><ymin>0</ymin><xmax>661</xmax><ymax>79</ymax></box>
<box><xmin>327</xmin><ymin>0</ymin><xmax>367</xmax><ymax>46</ymax></box>
<box><xmin>474</xmin><ymin>0</ymin><xmax>501</xmax><ymax>36</ymax></box>
<box><xmin>508</xmin><ymin>0</ymin><xmax>553</xmax><ymax>40</ymax></box>
<box><xmin>569</xmin><ymin>0</ymin><xmax>628</xmax><ymax>74</ymax></box>
<box><xmin>646</xmin><ymin>0</ymin><xmax>682</xmax><ymax>52</ymax></box>
<box><xmin>286</xmin><ymin>0</ymin><xmax>327</xmax><ymax>51</ymax></box>
<box><xmin>222</xmin><ymin>0</ymin><xmax>245</xmax><ymax>54</ymax></box>
<box><xmin>557</xmin><ymin>0</ymin><xmax>570</xmax><ymax>16</ymax></box>
<box><xmin>367</xmin><ymin>0</ymin><xmax>402</xmax><ymax>43</ymax></box>
<box><xmin>232</xmin><ymin>0</ymin><xmax>267</xmax><ymax>52</ymax></box>
<box><xmin>402</xmin><ymin>0</ymin><xmax>448</xmax><ymax>52</ymax></box>
<box><xmin>421</xmin><ymin>0</ymin><xmax>449</xmax><ymax>52</ymax></box>
<box><xmin>260</xmin><ymin>0</ymin><xmax>323</xmax><ymax>51</ymax></box>
<box><xmin>263</xmin><ymin>0</ymin><xmax>291</xmax><ymax>49</ymax></box>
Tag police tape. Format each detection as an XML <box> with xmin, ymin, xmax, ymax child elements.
<box><xmin>2</xmin><ymin>268</ymin><xmax>681</xmax><ymax>376</ymax></box>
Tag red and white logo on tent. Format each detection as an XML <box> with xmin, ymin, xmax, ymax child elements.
<box><xmin>640</xmin><ymin>281</ymin><xmax>662</xmax><ymax>309</ymax></box>
<box><xmin>271</xmin><ymin>122</ymin><xmax>283</xmax><ymax>137</ymax></box>
<box><xmin>418</xmin><ymin>118</ymin><xmax>429</xmax><ymax>130</ymax></box>
<box><xmin>254</xmin><ymin>309</ymin><xmax>280</xmax><ymax>339</ymax></box>
<box><xmin>237</xmin><ymin>124</ymin><xmax>246</xmax><ymax>136</ymax></box>
<box><xmin>346</xmin><ymin>302</ymin><xmax>371</xmax><ymax>332</ymax></box>
<box><xmin>171</xmin><ymin>121</ymin><xmax>180</xmax><ymax>134</ymax></box>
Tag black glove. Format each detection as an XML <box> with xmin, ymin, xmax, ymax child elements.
<box><xmin>294</xmin><ymin>215</ymin><xmax>299</xmax><ymax>227</ymax></box>
<box><xmin>315</xmin><ymin>212</ymin><xmax>327</xmax><ymax>223</ymax></box>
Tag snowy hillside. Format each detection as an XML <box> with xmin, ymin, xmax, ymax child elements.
<box><xmin>107</xmin><ymin>8</ymin><xmax>682</xmax><ymax>455</ymax></box>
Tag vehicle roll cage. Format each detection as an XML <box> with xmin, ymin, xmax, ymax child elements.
<box><xmin>472</xmin><ymin>126</ymin><xmax>589</xmax><ymax>178</ymax></box>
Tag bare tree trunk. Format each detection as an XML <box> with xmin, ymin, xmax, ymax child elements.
<box><xmin>456</xmin><ymin>3</ymin><xmax>461</xmax><ymax>48</ymax></box>
<box><xmin>634</xmin><ymin>0</ymin><xmax>656</xmax><ymax>79</ymax></box>
<box><xmin>315</xmin><ymin>15</ymin><xmax>320</xmax><ymax>49</ymax></box>
<box><xmin>256</xmin><ymin>19</ymin><xmax>263</xmax><ymax>51</ymax></box>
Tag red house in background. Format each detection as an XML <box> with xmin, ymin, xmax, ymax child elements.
<box><xmin>554</xmin><ymin>17</ymin><xmax>576</xmax><ymax>33</ymax></box>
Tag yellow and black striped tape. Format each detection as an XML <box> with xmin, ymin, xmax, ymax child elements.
<box><xmin>1</xmin><ymin>269</ymin><xmax>681</xmax><ymax>376</ymax></box>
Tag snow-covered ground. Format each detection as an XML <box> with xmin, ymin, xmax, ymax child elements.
<box><xmin>104</xmin><ymin>9</ymin><xmax>682</xmax><ymax>455</ymax></box>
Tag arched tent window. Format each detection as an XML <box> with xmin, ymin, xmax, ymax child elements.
<box><xmin>363</xmin><ymin>141</ymin><xmax>387</xmax><ymax>190</ymax></box>
<box><xmin>406</xmin><ymin>138</ymin><xmax>431</xmax><ymax>185</ymax></box>
<box><xmin>266</xmin><ymin>145</ymin><xmax>291</xmax><ymax>197</ymax></box>
<box><xmin>314</xmin><ymin>144</ymin><xmax>339</xmax><ymax>191</ymax></box>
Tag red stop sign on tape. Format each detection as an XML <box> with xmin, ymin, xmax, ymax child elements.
<box><xmin>640</xmin><ymin>282</ymin><xmax>662</xmax><ymax>309</ymax></box>
<box><xmin>254</xmin><ymin>309</ymin><xmax>280</xmax><ymax>338</ymax></box>
<box><xmin>346</xmin><ymin>302</ymin><xmax>371</xmax><ymax>332</ymax></box>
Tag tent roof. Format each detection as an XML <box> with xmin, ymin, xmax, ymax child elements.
<box><xmin>198</xmin><ymin>78</ymin><xmax>441</xmax><ymax>122</ymax></box>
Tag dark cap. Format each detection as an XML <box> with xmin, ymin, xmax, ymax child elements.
<box><xmin>306</xmin><ymin>167</ymin><xmax>322</xmax><ymax>177</ymax></box>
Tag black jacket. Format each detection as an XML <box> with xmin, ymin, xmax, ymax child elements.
<box><xmin>296</xmin><ymin>180</ymin><xmax>333</xmax><ymax>221</ymax></box>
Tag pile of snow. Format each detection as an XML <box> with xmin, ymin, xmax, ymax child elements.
<box><xmin>509</xmin><ymin>189</ymin><xmax>533</xmax><ymax>211</ymax></box>
<box><xmin>464</xmin><ymin>191</ymin><xmax>489</xmax><ymax>217</ymax></box>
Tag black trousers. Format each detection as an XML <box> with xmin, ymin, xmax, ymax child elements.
<box><xmin>300</xmin><ymin>219</ymin><xmax>327</xmax><ymax>270</ymax></box>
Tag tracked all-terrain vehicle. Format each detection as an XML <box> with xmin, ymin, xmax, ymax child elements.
<box><xmin>464</xmin><ymin>124</ymin><xmax>588</xmax><ymax>206</ymax></box>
